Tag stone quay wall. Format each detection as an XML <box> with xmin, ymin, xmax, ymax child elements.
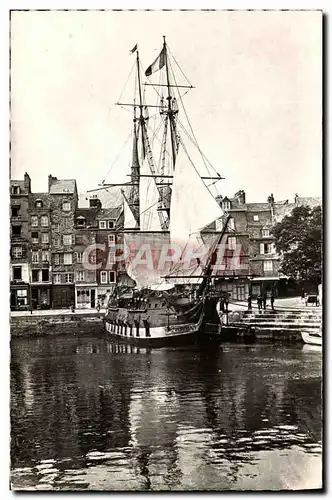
<box><xmin>11</xmin><ymin>312</ymin><xmax>105</xmax><ymax>338</ymax></box>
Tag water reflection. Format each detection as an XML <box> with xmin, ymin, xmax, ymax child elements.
<box><xmin>11</xmin><ymin>337</ymin><xmax>322</xmax><ymax>491</ymax></box>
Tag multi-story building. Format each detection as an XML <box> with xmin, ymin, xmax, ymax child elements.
<box><xmin>207</xmin><ymin>191</ymin><xmax>321</xmax><ymax>300</ymax></box>
<box><xmin>10</xmin><ymin>173</ymin><xmax>31</xmax><ymax>310</ymax></box>
<box><xmin>28</xmin><ymin>193</ymin><xmax>52</xmax><ymax>308</ymax></box>
<box><xmin>48</xmin><ymin>175</ymin><xmax>78</xmax><ymax>308</ymax></box>
<box><xmin>72</xmin><ymin>197</ymin><xmax>120</xmax><ymax>309</ymax></box>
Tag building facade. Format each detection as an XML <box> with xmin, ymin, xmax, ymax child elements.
<box><xmin>49</xmin><ymin>175</ymin><xmax>78</xmax><ymax>308</ymax></box>
<box><xmin>207</xmin><ymin>190</ymin><xmax>321</xmax><ymax>300</ymax></box>
<box><xmin>10</xmin><ymin>173</ymin><xmax>31</xmax><ymax>310</ymax></box>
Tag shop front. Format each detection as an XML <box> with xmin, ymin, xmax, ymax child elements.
<box><xmin>30</xmin><ymin>284</ymin><xmax>52</xmax><ymax>309</ymax></box>
<box><xmin>75</xmin><ymin>284</ymin><xmax>98</xmax><ymax>309</ymax></box>
<box><xmin>10</xmin><ymin>283</ymin><xmax>30</xmax><ymax>311</ymax></box>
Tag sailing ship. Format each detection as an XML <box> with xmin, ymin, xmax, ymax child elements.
<box><xmin>96</xmin><ymin>38</ymin><xmax>229</xmax><ymax>348</ymax></box>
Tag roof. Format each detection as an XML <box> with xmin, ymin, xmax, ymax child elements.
<box><xmin>96</xmin><ymin>207</ymin><xmax>121</xmax><ymax>219</ymax></box>
<box><xmin>49</xmin><ymin>179</ymin><xmax>76</xmax><ymax>194</ymax></box>
<box><xmin>246</xmin><ymin>203</ymin><xmax>271</xmax><ymax>212</ymax></box>
<box><xmin>29</xmin><ymin>192</ymin><xmax>51</xmax><ymax>209</ymax></box>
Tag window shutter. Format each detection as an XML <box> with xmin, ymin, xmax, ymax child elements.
<box><xmin>260</xmin><ymin>243</ymin><xmax>265</xmax><ymax>254</ymax></box>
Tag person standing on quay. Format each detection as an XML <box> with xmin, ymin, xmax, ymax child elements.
<box><xmin>247</xmin><ymin>294</ymin><xmax>252</xmax><ymax>311</ymax></box>
<box><xmin>257</xmin><ymin>294</ymin><xmax>262</xmax><ymax>311</ymax></box>
<box><xmin>262</xmin><ymin>293</ymin><xmax>267</xmax><ymax>310</ymax></box>
<box><xmin>271</xmin><ymin>293</ymin><xmax>275</xmax><ymax>311</ymax></box>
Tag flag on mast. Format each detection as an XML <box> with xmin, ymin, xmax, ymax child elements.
<box><xmin>130</xmin><ymin>44</ymin><xmax>138</xmax><ymax>54</ymax></box>
<box><xmin>145</xmin><ymin>47</ymin><xmax>166</xmax><ymax>76</ymax></box>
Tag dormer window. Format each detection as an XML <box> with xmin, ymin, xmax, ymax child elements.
<box><xmin>76</xmin><ymin>216</ymin><xmax>86</xmax><ymax>227</ymax></box>
<box><xmin>99</xmin><ymin>221</ymin><xmax>106</xmax><ymax>229</ymax></box>
<box><xmin>108</xmin><ymin>220</ymin><xmax>115</xmax><ymax>229</ymax></box>
<box><xmin>262</xmin><ymin>228</ymin><xmax>270</xmax><ymax>237</ymax></box>
<box><xmin>35</xmin><ymin>200</ymin><xmax>43</xmax><ymax>208</ymax></box>
<box><xmin>11</xmin><ymin>186</ymin><xmax>20</xmax><ymax>195</ymax></box>
<box><xmin>222</xmin><ymin>200</ymin><xmax>231</xmax><ymax>211</ymax></box>
<box><xmin>253</xmin><ymin>215</ymin><xmax>259</xmax><ymax>222</ymax></box>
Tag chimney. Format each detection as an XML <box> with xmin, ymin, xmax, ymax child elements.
<box><xmin>48</xmin><ymin>174</ymin><xmax>57</xmax><ymax>192</ymax></box>
<box><xmin>24</xmin><ymin>172</ymin><xmax>31</xmax><ymax>192</ymax></box>
<box><xmin>89</xmin><ymin>196</ymin><xmax>102</xmax><ymax>209</ymax></box>
<box><xmin>234</xmin><ymin>190</ymin><xmax>246</xmax><ymax>205</ymax></box>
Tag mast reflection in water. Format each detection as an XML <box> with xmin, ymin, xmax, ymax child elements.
<box><xmin>11</xmin><ymin>336</ymin><xmax>322</xmax><ymax>491</ymax></box>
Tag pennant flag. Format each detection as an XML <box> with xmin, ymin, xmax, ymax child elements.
<box><xmin>130</xmin><ymin>44</ymin><xmax>138</xmax><ymax>54</ymax></box>
<box><xmin>145</xmin><ymin>47</ymin><xmax>166</xmax><ymax>77</ymax></box>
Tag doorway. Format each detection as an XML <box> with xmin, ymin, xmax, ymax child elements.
<box><xmin>91</xmin><ymin>289</ymin><xmax>96</xmax><ymax>308</ymax></box>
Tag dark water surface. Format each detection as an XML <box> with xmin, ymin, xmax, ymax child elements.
<box><xmin>11</xmin><ymin>335</ymin><xmax>322</xmax><ymax>491</ymax></box>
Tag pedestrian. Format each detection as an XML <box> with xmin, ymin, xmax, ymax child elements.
<box><xmin>247</xmin><ymin>294</ymin><xmax>252</xmax><ymax>311</ymax></box>
<box><xmin>71</xmin><ymin>304</ymin><xmax>75</xmax><ymax>313</ymax></box>
<box><xmin>270</xmin><ymin>293</ymin><xmax>275</xmax><ymax>311</ymax></box>
<box><xmin>224</xmin><ymin>294</ymin><xmax>229</xmax><ymax>313</ymax></box>
<box><xmin>257</xmin><ymin>294</ymin><xmax>262</xmax><ymax>311</ymax></box>
<box><xmin>262</xmin><ymin>293</ymin><xmax>267</xmax><ymax>310</ymax></box>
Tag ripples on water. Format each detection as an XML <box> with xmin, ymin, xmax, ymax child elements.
<box><xmin>10</xmin><ymin>335</ymin><xmax>322</xmax><ymax>491</ymax></box>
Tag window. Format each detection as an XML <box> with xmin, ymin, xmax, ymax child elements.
<box><xmin>53</xmin><ymin>274</ymin><xmax>61</xmax><ymax>284</ymax></box>
<box><xmin>109</xmin><ymin>250</ymin><xmax>115</xmax><ymax>264</ymax></box>
<box><xmin>108</xmin><ymin>220</ymin><xmax>115</xmax><ymax>229</ymax></box>
<box><xmin>13</xmin><ymin>266</ymin><xmax>22</xmax><ymax>280</ymax></box>
<box><xmin>41</xmin><ymin>233</ymin><xmax>49</xmax><ymax>244</ymax></box>
<box><xmin>109</xmin><ymin>271</ymin><xmax>116</xmax><ymax>283</ymax></box>
<box><xmin>75</xmin><ymin>252</ymin><xmax>83</xmax><ymax>263</ymax></box>
<box><xmin>54</xmin><ymin>254</ymin><xmax>60</xmax><ymax>266</ymax></box>
<box><xmin>99</xmin><ymin>221</ymin><xmax>106</xmax><ymax>229</ymax></box>
<box><xmin>228</xmin><ymin>218</ymin><xmax>235</xmax><ymax>231</ymax></box>
<box><xmin>263</xmin><ymin>260</ymin><xmax>273</xmax><ymax>272</ymax></box>
<box><xmin>260</xmin><ymin>243</ymin><xmax>275</xmax><ymax>255</ymax></box>
<box><xmin>53</xmin><ymin>223</ymin><xmax>60</xmax><ymax>232</ymax></box>
<box><xmin>41</xmin><ymin>269</ymin><xmax>49</xmax><ymax>282</ymax></box>
<box><xmin>63</xmin><ymin>234</ymin><xmax>72</xmax><ymax>245</ymax></box>
<box><xmin>32</xmin><ymin>251</ymin><xmax>39</xmax><ymax>263</ymax></box>
<box><xmin>32</xmin><ymin>270</ymin><xmax>39</xmax><ymax>282</ymax></box>
<box><xmin>31</xmin><ymin>232</ymin><xmax>39</xmax><ymax>244</ymax></box>
<box><xmin>253</xmin><ymin>215</ymin><xmax>259</xmax><ymax>222</ymax></box>
<box><xmin>76</xmin><ymin>271</ymin><xmax>85</xmax><ymax>282</ymax></box>
<box><xmin>65</xmin><ymin>273</ymin><xmax>73</xmax><ymax>283</ymax></box>
<box><xmin>35</xmin><ymin>200</ymin><xmax>43</xmax><ymax>208</ymax></box>
<box><xmin>77</xmin><ymin>289</ymin><xmax>90</xmax><ymax>304</ymax></box>
<box><xmin>11</xmin><ymin>206</ymin><xmax>20</xmax><ymax>217</ymax></box>
<box><xmin>12</xmin><ymin>247</ymin><xmax>22</xmax><ymax>258</ymax></box>
<box><xmin>76</xmin><ymin>217</ymin><xmax>85</xmax><ymax>226</ymax></box>
<box><xmin>42</xmin><ymin>251</ymin><xmax>49</xmax><ymax>262</ymax></box>
<box><xmin>100</xmin><ymin>271</ymin><xmax>108</xmax><ymax>283</ymax></box>
<box><xmin>53</xmin><ymin>236</ymin><xmax>60</xmax><ymax>247</ymax></box>
<box><xmin>222</xmin><ymin>201</ymin><xmax>231</xmax><ymax>210</ymax></box>
<box><xmin>12</xmin><ymin>186</ymin><xmax>20</xmax><ymax>195</ymax></box>
<box><xmin>62</xmin><ymin>202</ymin><xmax>71</xmax><ymax>211</ymax></box>
<box><xmin>262</xmin><ymin>228</ymin><xmax>270</xmax><ymax>237</ymax></box>
<box><xmin>41</xmin><ymin>216</ymin><xmax>49</xmax><ymax>227</ymax></box>
<box><xmin>228</xmin><ymin>237</ymin><xmax>237</xmax><ymax>250</ymax></box>
<box><xmin>108</xmin><ymin>234</ymin><xmax>116</xmax><ymax>246</ymax></box>
<box><xmin>64</xmin><ymin>253</ymin><xmax>72</xmax><ymax>265</ymax></box>
<box><xmin>31</xmin><ymin>216</ymin><xmax>38</xmax><ymax>227</ymax></box>
<box><xmin>12</xmin><ymin>225</ymin><xmax>21</xmax><ymax>236</ymax></box>
<box><xmin>17</xmin><ymin>289</ymin><xmax>27</xmax><ymax>306</ymax></box>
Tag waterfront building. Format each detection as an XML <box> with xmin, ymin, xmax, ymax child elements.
<box><xmin>209</xmin><ymin>191</ymin><xmax>321</xmax><ymax>299</ymax></box>
<box><xmin>28</xmin><ymin>192</ymin><xmax>52</xmax><ymax>308</ymax></box>
<box><xmin>48</xmin><ymin>175</ymin><xmax>78</xmax><ymax>309</ymax></box>
<box><xmin>10</xmin><ymin>173</ymin><xmax>31</xmax><ymax>310</ymax></box>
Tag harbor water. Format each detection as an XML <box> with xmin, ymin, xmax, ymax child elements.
<box><xmin>11</xmin><ymin>334</ymin><xmax>322</xmax><ymax>491</ymax></box>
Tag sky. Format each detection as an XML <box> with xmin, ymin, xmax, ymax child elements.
<box><xmin>10</xmin><ymin>10</ymin><xmax>322</xmax><ymax>203</ymax></box>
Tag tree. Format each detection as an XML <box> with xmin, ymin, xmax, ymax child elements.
<box><xmin>272</xmin><ymin>205</ymin><xmax>322</xmax><ymax>286</ymax></box>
